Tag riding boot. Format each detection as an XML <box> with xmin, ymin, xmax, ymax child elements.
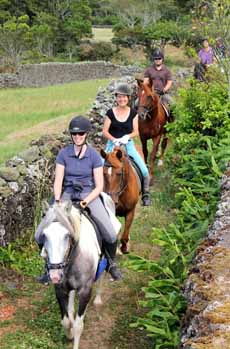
<box><xmin>142</xmin><ymin>176</ymin><xmax>152</xmax><ymax>206</ymax></box>
<box><xmin>36</xmin><ymin>245</ymin><xmax>50</xmax><ymax>285</ymax></box>
<box><xmin>103</xmin><ymin>240</ymin><xmax>122</xmax><ymax>281</ymax></box>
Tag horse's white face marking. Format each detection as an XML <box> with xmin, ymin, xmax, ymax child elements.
<box><xmin>108</xmin><ymin>167</ymin><xmax>112</xmax><ymax>176</ymax></box>
<box><xmin>43</xmin><ymin>222</ymin><xmax>69</xmax><ymax>265</ymax></box>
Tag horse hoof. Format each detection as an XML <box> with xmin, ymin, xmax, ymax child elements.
<box><xmin>120</xmin><ymin>243</ymin><xmax>129</xmax><ymax>254</ymax></box>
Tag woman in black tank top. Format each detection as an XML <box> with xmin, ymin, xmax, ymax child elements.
<box><xmin>102</xmin><ymin>82</ymin><xmax>152</xmax><ymax>206</ymax></box>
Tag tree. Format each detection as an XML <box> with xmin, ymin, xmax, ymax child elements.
<box><xmin>0</xmin><ymin>14</ymin><xmax>31</xmax><ymax>67</ymax></box>
<box><xmin>31</xmin><ymin>12</ymin><xmax>58</xmax><ymax>57</ymax></box>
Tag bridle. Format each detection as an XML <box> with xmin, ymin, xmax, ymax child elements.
<box><xmin>46</xmin><ymin>233</ymin><xmax>76</xmax><ymax>272</ymax></box>
<box><xmin>138</xmin><ymin>91</ymin><xmax>155</xmax><ymax>120</ymax></box>
<box><xmin>104</xmin><ymin>156</ymin><xmax>130</xmax><ymax>202</ymax></box>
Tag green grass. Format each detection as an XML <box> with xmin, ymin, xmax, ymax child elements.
<box><xmin>0</xmin><ymin>79</ymin><xmax>109</xmax><ymax>163</ymax></box>
<box><xmin>92</xmin><ymin>27</ymin><xmax>114</xmax><ymax>42</ymax></box>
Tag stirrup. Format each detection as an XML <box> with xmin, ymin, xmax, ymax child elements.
<box><xmin>108</xmin><ymin>263</ymin><xmax>122</xmax><ymax>281</ymax></box>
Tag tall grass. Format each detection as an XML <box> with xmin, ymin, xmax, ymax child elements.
<box><xmin>0</xmin><ymin>79</ymin><xmax>109</xmax><ymax>163</ymax></box>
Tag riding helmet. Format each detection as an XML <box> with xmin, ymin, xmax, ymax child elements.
<box><xmin>151</xmin><ymin>48</ymin><xmax>164</xmax><ymax>60</ymax></box>
<box><xmin>114</xmin><ymin>83</ymin><xmax>132</xmax><ymax>96</ymax></box>
<box><xmin>69</xmin><ymin>116</ymin><xmax>91</xmax><ymax>134</ymax></box>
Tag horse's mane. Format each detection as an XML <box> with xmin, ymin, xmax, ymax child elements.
<box><xmin>54</xmin><ymin>202</ymin><xmax>81</xmax><ymax>242</ymax></box>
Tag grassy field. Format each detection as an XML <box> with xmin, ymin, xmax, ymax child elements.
<box><xmin>0</xmin><ymin>79</ymin><xmax>109</xmax><ymax>164</ymax></box>
<box><xmin>92</xmin><ymin>27</ymin><xmax>114</xmax><ymax>42</ymax></box>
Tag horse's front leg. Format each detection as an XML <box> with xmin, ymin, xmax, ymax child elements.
<box><xmin>73</xmin><ymin>286</ymin><xmax>92</xmax><ymax>349</ymax></box>
<box><xmin>149</xmin><ymin>135</ymin><xmax>161</xmax><ymax>181</ymax></box>
<box><xmin>120</xmin><ymin>209</ymin><xmax>135</xmax><ymax>254</ymax></box>
<box><xmin>55</xmin><ymin>285</ymin><xmax>74</xmax><ymax>340</ymax></box>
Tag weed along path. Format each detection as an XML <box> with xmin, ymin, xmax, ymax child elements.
<box><xmin>0</xmin><ymin>168</ymin><xmax>173</xmax><ymax>349</ymax></box>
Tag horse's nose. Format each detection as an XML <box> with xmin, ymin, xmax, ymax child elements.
<box><xmin>49</xmin><ymin>269</ymin><xmax>63</xmax><ymax>284</ymax></box>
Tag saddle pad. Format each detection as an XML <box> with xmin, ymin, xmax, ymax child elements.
<box><xmin>128</xmin><ymin>157</ymin><xmax>142</xmax><ymax>192</ymax></box>
<box><xmin>71</xmin><ymin>205</ymin><xmax>102</xmax><ymax>254</ymax></box>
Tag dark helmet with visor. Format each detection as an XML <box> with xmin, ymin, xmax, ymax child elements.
<box><xmin>69</xmin><ymin>116</ymin><xmax>91</xmax><ymax>134</ymax></box>
<box><xmin>151</xmin><ymin>48</ymin><xmax>164</xmax><ymax>60</ymax></box>
<box><xmin>114</xmin><ymin>83</ymin><xmax>132</xmax><ymax>96</ymax></box>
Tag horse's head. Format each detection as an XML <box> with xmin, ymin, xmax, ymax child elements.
<box><xmin>136</xmin><ymin>79</ymin><xmax>158</xmax><ymax>120</ymax></box>
<box><xmin>101</xmin><ymin>147</ymin><xmax>128</xmax><ymax>204</ymax></box>
<box><xmin>41</xmin><ymin>200</ymin><xmax>80</xmax><ymax>284</ymax></box>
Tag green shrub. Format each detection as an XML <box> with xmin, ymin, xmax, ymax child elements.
<box><xmin>127</xmin><ymin>80</ymin><xmax>230</xmax><ymax>348</ymax></box>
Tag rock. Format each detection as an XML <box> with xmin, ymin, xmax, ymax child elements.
<box><xmin>0</xmin><ymin>166</ymin><xmax>20</xmax><ymax>181</ymax></box>
<box><xmin>18</xmin><ymin>146</ymin><xmax>40</xmax><ymax>162</ymax></box>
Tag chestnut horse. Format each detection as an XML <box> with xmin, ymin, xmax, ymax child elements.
<box><xmin>101</xmin><ymin>147</ymin><xmax>140</xmax><ymax>254</ymax></box>
<box><xmin>137</xmin><ymin>79</ymin><xmax>168</xmax><ymax>181</ymax></box>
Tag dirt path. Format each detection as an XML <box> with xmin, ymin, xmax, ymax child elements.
<box><xmin>0</xmin><ymin>114</ymin><xmax>71</xmax><ymax>147</ymax></box>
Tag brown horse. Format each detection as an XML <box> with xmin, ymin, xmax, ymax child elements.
<box><xmin>101</xmin><ymin>147</ymin><xmax>140</xmax><ymax>254</ymax></box>
<box><xmin>137</xmin><ymin>79</ymin><xmax>168</xmax><ymax>181</ymax></box>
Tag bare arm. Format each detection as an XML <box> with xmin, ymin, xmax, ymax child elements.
<box><xmin>82</xmin><ymin>167</ymin><xmax>103</xmax><ymax>205</ymax></box>
<box><xmin>54</xmin><ymin>163</ymin><xmax>65</xmax><ymax>201</ymax></box>
<box><xmin>163</xmin><ymin>80</ymin><xmax>173</xmax><ymax>93</ymax></box>
<box><xmin>102</xmin><ymin>116</ymin><xmax>116</xmax><ymax>141</ymax></box>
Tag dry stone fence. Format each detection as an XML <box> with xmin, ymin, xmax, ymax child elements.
<box><xmin>0</xmin><ymin>61</ymin><xmax>142</xmax><ymax>88</ymax></box>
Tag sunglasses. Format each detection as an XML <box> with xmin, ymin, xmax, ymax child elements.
<box><xmin>71</xmin><ymin>131</ymin><xmax>86</xmax><ymax>136</ymax></box>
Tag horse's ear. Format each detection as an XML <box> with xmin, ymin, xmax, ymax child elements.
<box><xmin>100</xmin><ymin>149</ymin><xmax>107</xmax><ymax>159</ymax></box>
<box><xmin>41</xmin><ymin>200</ymin><xmax>50</xmax><ymax>214</ymax></box>
<box><xmin>136</xmin><ymin>78</ymin><xmax>143</xmax><ymax>86</ymax></box>
<box><xmin>116</xmin><ymin>149</ymin><xmax>123</xmax><ymax>160</ymax></box>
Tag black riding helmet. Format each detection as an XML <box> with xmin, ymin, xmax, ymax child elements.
<box><xmin>69</xmin><ymin>116</ymin><xmax>91</xmax><ymax>134</ymax></box>
<box><xmin>151</xmin><ymin>48</ymin><xmax>164</xmax><ymax>60</ymax></box>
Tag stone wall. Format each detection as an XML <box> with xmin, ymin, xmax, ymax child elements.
<box><xmin>181</xmin><ymin>169</ymin><xmax>230</xmax><ymax>348</ymax></box>
<box><xmin>0</xmin><ymin>61</ymin><xmax>142</xmax><ymax>88</ymax></box>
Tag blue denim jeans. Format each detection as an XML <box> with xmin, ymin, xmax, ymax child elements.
<box><xmin>105</xmin><ymin>139</ymin><xmax>149</xmax><ymax>177</ymax></box>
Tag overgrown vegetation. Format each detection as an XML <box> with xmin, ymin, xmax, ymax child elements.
<box><xmin>126</xmin><ymin>79</ymin><xmax>230</xmax><ymax>348</ymax></box>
